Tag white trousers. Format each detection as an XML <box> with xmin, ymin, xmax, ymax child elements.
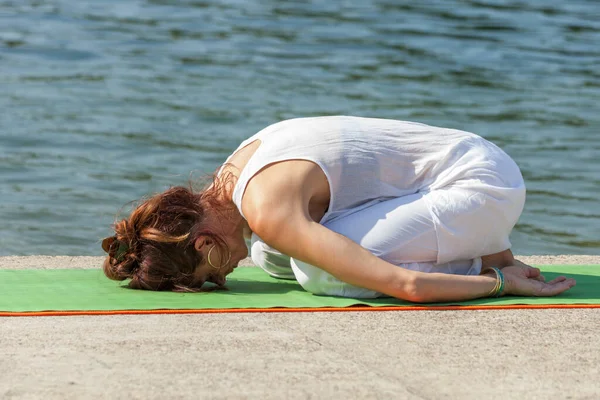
<box><xmin>250</xmin><ymin>161</ymin><xmax>526</xmax><ymax>299</ymax></box>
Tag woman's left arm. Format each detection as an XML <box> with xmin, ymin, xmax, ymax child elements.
<box><xmin>240</xmin><ymin>162</ymin><xmax>495</xmax><ymax>302</ymax></box>
<box><xmin>241</xmin><ymin>161</ymin><xmax>574</xmax><ymax>302</ymax></box>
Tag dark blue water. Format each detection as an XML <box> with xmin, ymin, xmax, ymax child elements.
<box><xmin>1</xmin><ymin>0</ymin><xmax>599</xmax><ymax>256</ymax></box>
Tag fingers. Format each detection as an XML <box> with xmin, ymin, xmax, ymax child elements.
<box><xmin>516</xmin><ymin>275</ymin><xmax>576</xmax><ymax>297</ymax></box>
<box><xmin>539</xmin><ymin>278</ymin><xmax>577</xmax><ymax>296</ymax></box>
<box><xmin>547</xmin><ymin>276</ymin><xmax>567</xmax><ymax>285</ymax></box>
<box><xmin>504</xmin><ymin>269</ymin><xmax>576</xmax><ymax>297</ymax></box>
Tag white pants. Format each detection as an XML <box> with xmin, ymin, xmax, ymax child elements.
<box><xmin>251</xmin><ymin>161</ymin><xmax>526</xmax><ymax>299</ymax></box>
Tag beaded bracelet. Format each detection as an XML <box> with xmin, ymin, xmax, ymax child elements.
<box><xmin>482</xmin><ymin>267</ymin><xmax>505</xmax><ymax>297</ymax></box>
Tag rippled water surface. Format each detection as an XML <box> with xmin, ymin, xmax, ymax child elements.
<box><xmin>1</xmin><ymin>0</ymin><xmax>599</xmax><ymax>256</ymax></box>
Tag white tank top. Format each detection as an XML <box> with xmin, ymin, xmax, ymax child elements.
<box><xmin>226</xmin><ymin>116</ymin><xmax>504</xmax><ymax>225</ymax></box>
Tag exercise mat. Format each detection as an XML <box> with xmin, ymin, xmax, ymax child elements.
<box><xmin>1</xmin><ymin>265</ymin><xmax>599</xmax><ymax>316</ymax></box>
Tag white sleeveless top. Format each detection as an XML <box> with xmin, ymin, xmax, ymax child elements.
<box><xmin>225</xmin><ymin>116</ymin><xmax>506</xmax><ymax>225</ymax></box>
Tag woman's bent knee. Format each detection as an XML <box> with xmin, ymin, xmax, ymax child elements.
<box><xmin>250</xmin><ymin>234</ymin><xmax>295</xmax><ymax>280</ymax></box>
<box><xmin>290</xmin><ymin>258</ymin><xmax>382</xmax><ymax>298</ymax></box>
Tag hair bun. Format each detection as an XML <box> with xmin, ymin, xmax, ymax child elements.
<box><xmin>102</xmin><ymin>219</ymin><xmax>140</xmax><ymax>281</ymax></box>
<box><xmin>103</xmin><ymin>250</ymin><xmax>139</xmax><ymax>281</ymax></box>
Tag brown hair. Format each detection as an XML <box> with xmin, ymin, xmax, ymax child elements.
<box><xmin>102</xmin><ymin>171</ymin><xmax>236</xmax><ymax>291</ymax></box>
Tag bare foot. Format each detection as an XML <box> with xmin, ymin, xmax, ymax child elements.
<box><xmin>512</xmin><ymin>258</ymin><xmax>546</xmax><ymax>282</ymax></box>
<box><xmin>481</xmin><ymin>249</ymin><xmax>515</xmax><ymax>269</ymax></box>
<box><xmin>481</xmin><ymin>251</ymin><xmax>547</xmax><ymax>282</ymax></box>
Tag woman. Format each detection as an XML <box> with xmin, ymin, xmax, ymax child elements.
<box><xmin>102</xmin><ymin>116</ymin><xmax>576</xmax><ymax>302</ymax></box>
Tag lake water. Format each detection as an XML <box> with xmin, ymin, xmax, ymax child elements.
<box><xmin>1</xmin><ymin>0</ymin><xmax>599</xmax><ymax>256</ymax></box>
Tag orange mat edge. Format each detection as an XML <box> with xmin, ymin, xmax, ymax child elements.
<box><xmin>2</xmin><ymin>304</ymin><xmax>600</xmax><ymax>317</ymax></box>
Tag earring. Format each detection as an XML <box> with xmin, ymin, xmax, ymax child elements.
<box><xmin>207</xmin><ymin>245</ymin><xmax>231</xmax><ymax>270</ymax></box>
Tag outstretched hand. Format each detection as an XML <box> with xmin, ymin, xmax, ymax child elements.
<box><xmin>500</xmin><ymin>264</ymin><xmax>576</xmax><ymax>297</ymax></box>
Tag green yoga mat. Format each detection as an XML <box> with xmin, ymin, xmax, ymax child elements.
<box><xmin>1</xmin><ymin>265</ymin><xmax>599</xmax><ymax>315</ymax></box>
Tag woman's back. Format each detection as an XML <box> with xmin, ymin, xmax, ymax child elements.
<box><xmin>230</xmin><ymin>116</ymin><xmax>504</xmax><ymax>224</ymax></box>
